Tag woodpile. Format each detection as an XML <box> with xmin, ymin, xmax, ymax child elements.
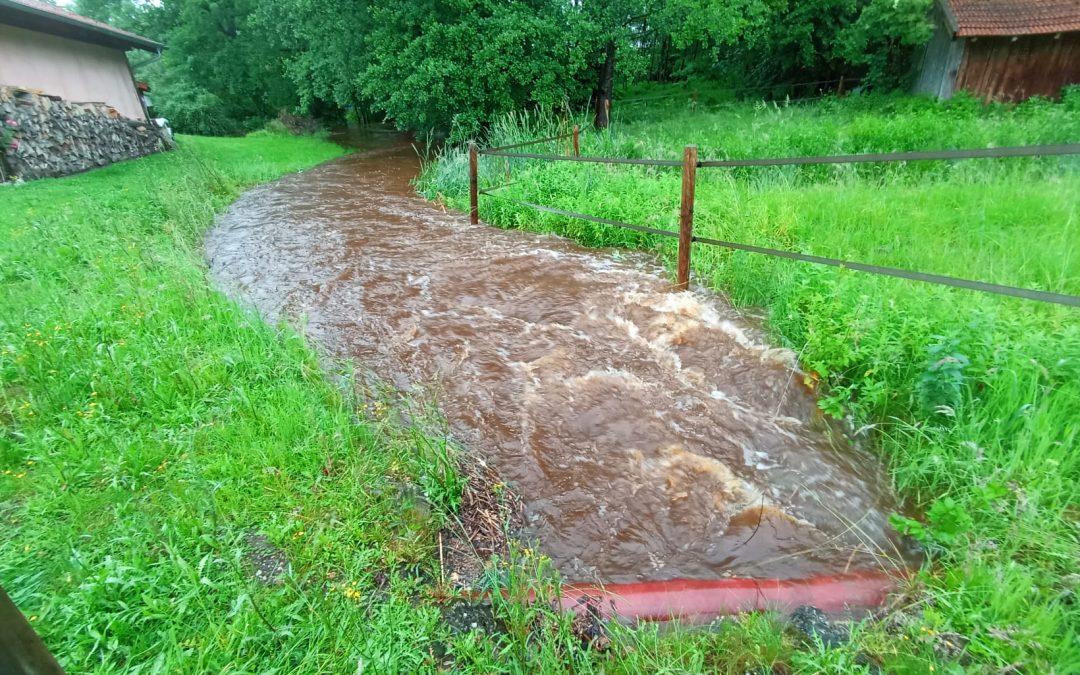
<box><xmin>0</xmin><ymin>86</ymin><xmax>173</xmax><ymax>182</ymax></box>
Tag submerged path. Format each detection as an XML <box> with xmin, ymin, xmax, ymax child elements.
<box><xmin>206</xmin><ymin>130</ymin><xmax>906</xmax><ymax>584</ymax></box>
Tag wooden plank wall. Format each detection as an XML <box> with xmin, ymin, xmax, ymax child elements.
<box><xmin>913</xmin><ymin>4</ymin><xmax>966</xmax><ymax>100</ymax></box>
<box><xmin>956</xmin><ymin>33</ymin><xmax>1080</xmax><ymax>102</ymax></box>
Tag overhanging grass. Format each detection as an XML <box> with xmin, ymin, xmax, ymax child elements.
<box><xmin>419</xmin><ymin>93</ymin><xmax>1080</xmax><ymax>671</ymax></box>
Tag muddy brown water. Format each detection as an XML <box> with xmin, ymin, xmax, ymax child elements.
<box><xmin>206</xmin><ymin>130</ymin><xmax>909</xmax><ymax>584</ymax></box>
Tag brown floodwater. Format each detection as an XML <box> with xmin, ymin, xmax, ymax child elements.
<box><xmin>206</xmin><ymin>129</ymin><xmax>909</xmax><ymax>584</ymax></box>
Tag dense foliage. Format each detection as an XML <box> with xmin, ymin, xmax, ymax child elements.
<box><xmin>76</xmin><ymin>0</ymin><xmax>935</xmax><ymax>136</ymax></box>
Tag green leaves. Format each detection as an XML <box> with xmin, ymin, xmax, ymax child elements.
<box><xmin>891</xmin><ymin>496</ymin><xmax>974</xmax><ymax>553</ymax></box>
<box><xmin>355</xmin><ymin>0</ymin><xmax>586</xmax><ymax>136</ymax></box>
<box><xmin>70</xmin><ymin>0</ymin><xmax>942</xmax><ymax>136</ymax></box>
<box><xmin>835</xmin><ymin>0</ymin><xmax>935</xmax><ymax>88</ymax></box>
<box><xmin>918</xmin><ymin>336</ymin><xmax>971</xmax><ymax>418</ymax></box>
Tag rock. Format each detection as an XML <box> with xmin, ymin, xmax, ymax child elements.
<box><xmin>441</xmin><ymin>601</ymin><xmax>503</xmax><ymax>636</ymax></box>
<box><xmin>789</xmin><ymin>605</ymin><xmax>850</xmax><ymax>648</ymax></box>
<box><xmin>245</xmin><ymin>533</ymin><xmax>289</xmax><ymax>585</ymax></box>
<box><xmin>0</xmin><ymin>85</ymin><xmax>174</xmax><ymax>182</ymax></box>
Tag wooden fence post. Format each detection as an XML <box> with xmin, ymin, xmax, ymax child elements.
<box><xmin>0</xmin><ymin>586</ymin><xmax>66</xmax><ymax>675</ymax></box>
<box><xmin>677</xmin><ymin>144</ymin><xmax>697</xmax><ymax>291</ymax></box>
<box><xmin>469</xmin><ymin>142</ymin><xmax>479</xmax><ymax>225</ymax></box>
<box><xmin>572</xmin><ymin>125</ymin><xmax>580</xmax><ymax>157</ymax></box>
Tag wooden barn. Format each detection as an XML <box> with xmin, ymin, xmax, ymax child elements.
<box><xmin>914</xmin><ymin>0</ymin><xmax>1080</xmax><ymax>102</ymax></box>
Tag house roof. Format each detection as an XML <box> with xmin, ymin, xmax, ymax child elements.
<box><xmin>0</xmin><ymin>0</ymin><xmax>161</xmax><ymax>51</ymax></box>
<box><xmin>942</xmin><ymin>0</ymin><xmax>1080</xmax><ymax>37</ymax></box>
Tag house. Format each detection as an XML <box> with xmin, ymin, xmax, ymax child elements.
<box><xmin>0</xmin><ymin>0</ymin><xmax>161</xmax><ymax>120</ymax></box>
<box><xmin>0</xmin><ymin>0</ymin><xmax>170</xmax><ymax>182</ymax></box>
<box><xmin>914</xmin><ymin>0</ymin><xmax>1080</xmax><ymax>102</ymax></box>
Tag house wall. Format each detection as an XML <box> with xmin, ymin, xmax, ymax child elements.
<box><xmin>913</xmin><ymin>6</ymin><xmax>967</xmax><ymax>100</ymax></box>
<box><xmin>0</xmin><ymin>22</ymin><xmax>145</xmax><ymax>120</ymax></box>
<box><xmin>956</xmin><ymin>32</ymin><xmax>1080</xmax><ymax>102</ymax></box>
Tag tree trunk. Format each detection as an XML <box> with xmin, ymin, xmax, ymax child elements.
<box><xmin>593</xmin><ymin>40</ymin><xmax>616</xmax><ymax>130</ymax></box>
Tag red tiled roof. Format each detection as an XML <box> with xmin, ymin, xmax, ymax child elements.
<box><xmin>0</xmin><ymin>0</ymin><xmax>161</xmax><ymax>50</ymax></box>
<box><xmin>943</xmin><ymin>0</ymin><xmax>1080</xmax><ymax>37</ymax></box>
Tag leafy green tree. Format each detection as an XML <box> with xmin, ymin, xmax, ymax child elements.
<box><xmin>680</xmin><ymin>0</ymin><xmax>933</xmax><ymax>90</ymax></box>
<box><xmin>553</xmin><ymin>0</ymin><xmax>764</xmax><ymax>127</ymax></box>
<box><xmin>837</xmin><ymin>0</ymin><xmax>935</xmax><ymax>88</ymax></box>
<box><xmin>253</xmin><ymin>0</ymin><xmax>371</xmax><ymax>117</ymax></box>
<box><xmin>74</xmin><ymin>0</ymin><xmax>172</xmax><ymax>38</ymax></box>
<box><xmin>365</xmin><ymin>1</ymin><xmax>584</xmax><ymax>135</ymax></box>
<box><xmin>156</xmin><ymin>0</ymin><xmax>298</xmax><ymax>134</ymax></box>
<box><xmin>262</xmin><ymin>0</ymin><xmax>590</xmax><ymax>137</ymax></box>
<box><xmin>77</xmin><ymin>0</ymin><xmax>302</xmax><ymax>134</ymax></box>
<box><xmin>75</xmin><ymin>0</ymin><xmax>938</xmax><ymax>136</ymax></box>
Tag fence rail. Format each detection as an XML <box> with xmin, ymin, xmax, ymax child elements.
<box><xmin>481</xmin><ymin>143</ymin><xmax>1080</xmax><ymax>168</ymax></box>
<box><xmin>469</xmin><ymin>135</ymin><xmax>1080</xmax><ymax>307</ymax></box>
<box><xmin>698</xmin><ymin>143</ymin><xmax>1080</xmax><ymax>168</ymax></box>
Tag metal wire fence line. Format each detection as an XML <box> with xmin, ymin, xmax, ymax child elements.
<box><xmin>468</xmin><ymin>133</ymin><xmax>1080</xmax><ymax>308</ymax></box>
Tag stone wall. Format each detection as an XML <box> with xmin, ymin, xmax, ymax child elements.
<box><xmin>0</xmin><ymin>86</ymin><xmax>173</xmax><ymax>182</ymax></box>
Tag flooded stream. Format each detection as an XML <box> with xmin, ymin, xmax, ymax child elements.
<box><xmin>206</xmin><ymin>130</ymin><xmax>908</xmax><ymax>584</ymax></box>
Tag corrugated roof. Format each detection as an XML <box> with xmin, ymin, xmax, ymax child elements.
<box><xmin>0</xmin><ymin>0</ymin><xmax>161</xmax><ymax>51</ymax></box>
<box><xmin>943</xmin><ymin>0</ymin><xmax>1080</xmax><ymax>37</ymax></box>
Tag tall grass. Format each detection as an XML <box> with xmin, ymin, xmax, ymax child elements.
<box><xmin>418</xmin><ymin>91</ymin><xmax>1080</xmax><ymax>670</ymax></box>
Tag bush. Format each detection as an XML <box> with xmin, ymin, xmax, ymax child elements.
<box><xmin>152</xmin><ymin>77</ymin><xmax>246</xmax><ymax>136</ymax></box>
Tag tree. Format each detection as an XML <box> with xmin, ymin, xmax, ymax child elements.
<box><xmin>837</xmin><ymin>0</ymin><xmax>934</xmax><ymax>88</ymax></box>
<box><xmin>253</xmin><ymin>0</ymin><xmax>370</xmax><ymax>116</ymax></box>
<box><xmin>76</xmin><ymin>0</ymin><xmax>937</xmax><ymax>136</ymax></box>
<box><xmin>74</xmin><ymin>0</ymin><xmax>172</xmax><ymax>38</ymax></box>
<box><xmin>76</xmin><ymin>0</ymin><xmax>302</xmax><ymax>135</ymax></box>
<box><xmin>664</xmin><ymin>0</ymin><xmax>933</xmax><ymax>90</ymax></box>
<box><xmin>158</xmin><ymin>0</ymin><xmax>298</xmax><ymax>134</ymax></box>
<box><xmin>262</xmin><ymin>0</ymin><xmax>589</xmax><ymax>138</ymax></box>
<box><xmin>368</xmin><ymin>1</ymin><xmax>584</xmax><ymax>135</ymax></box>
<box><xmin>573</xmin><ymin>1</ymin><xmax>767</xmax><ymax>128</ymax></box>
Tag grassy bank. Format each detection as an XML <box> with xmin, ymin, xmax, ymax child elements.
<box><xmin>0</xmin><ymin>135</ymin><xmax>471</xmax><ymax>672</ymax></box>
<box><xmin>419</xmin><ymin>93</ymin><xmax>1080</xmax><ymax>671</ymax></box>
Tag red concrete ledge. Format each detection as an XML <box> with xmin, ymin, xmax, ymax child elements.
<box><xmin>557</xmin><ymin>571</ymin><xmax>896</xmax><ymax>624</ymax></box>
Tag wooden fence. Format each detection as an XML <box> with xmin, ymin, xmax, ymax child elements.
<box><xmin>468</xmin><ymin>134</ymin><xmax>1080</xmax><ymax>307</ymax></box>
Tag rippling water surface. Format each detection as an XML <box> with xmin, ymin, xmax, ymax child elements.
<box><xmin>205</xmin><ymin>130</ymin><xmax>908</xmax><ymax>583</ymax></box>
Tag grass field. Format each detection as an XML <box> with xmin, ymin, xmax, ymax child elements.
<box><xmin>419</xmin><ymin>91</ymin><xmax>1080</xmax><ymax>671</ymax></box>
<box><xmin>0</xmin><ymin>134</ymin><xmax>478</xmax><ymax>671</ymax></box>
